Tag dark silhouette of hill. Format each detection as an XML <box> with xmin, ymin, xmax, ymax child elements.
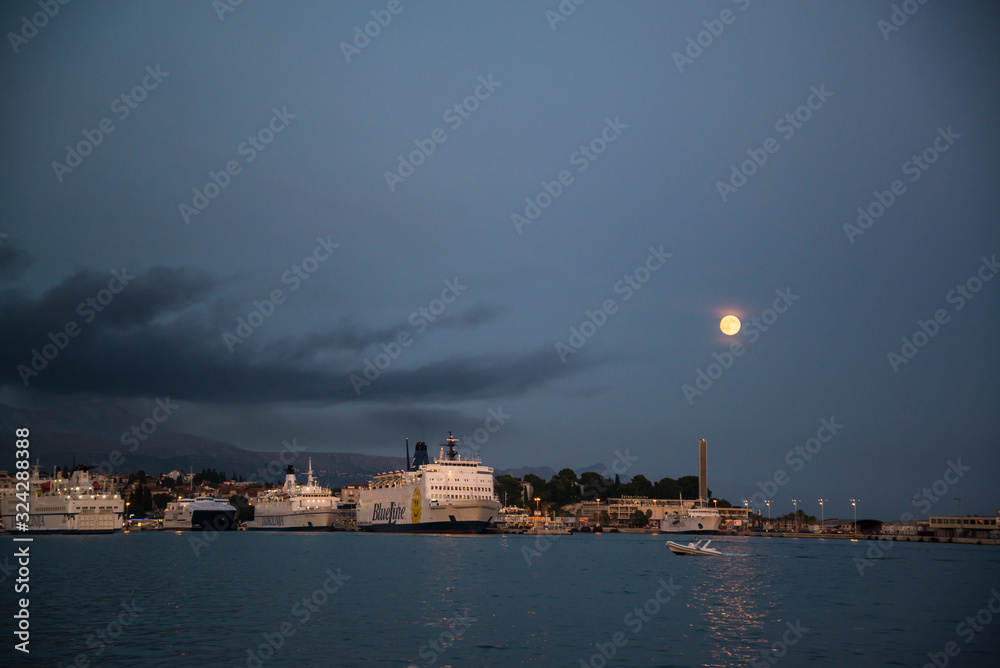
<box><xmin>0</xmin><ymin>402</ymin><xmax>403</xmax><ymax>485</ymax></box>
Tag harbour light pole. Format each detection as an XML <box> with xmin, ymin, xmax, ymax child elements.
<box><xmin>851</xmin><ymin>499</ymin><xmax>858</xmax><ymax>536</ymax></box>
<box><xmin>818</xmin><ymin>499</ymin><xmax>826</xmax><ymax>533</ymax></box>
<box><xmin>792</xmin><ymin>499</ymin><xmax>800</xmax><ymax>531</ymax></box>
<box><xmin>765</xmin><ymin>500</ymin><xmax>771</xmax><ymax>521</ymax></box>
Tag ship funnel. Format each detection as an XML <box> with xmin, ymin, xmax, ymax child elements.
<box><xmin>412</xmin><ymin>441</ymin><xmax>429</xmax><ymax>468</ymax></box>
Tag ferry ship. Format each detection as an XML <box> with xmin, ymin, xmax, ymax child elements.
<box><xmin>357</xmin><ymin>432</ymin><xmax>500</xmax><ymax>533</ymax></box>
<box><xmin>659</xmin><ymin>506</ymin><xmax>721</xmax><ymax>534</ymax></box>
<box><xmin>491</xmin><ymin>506</ymin><xmax>533</xmax><ymax>531</ymax></box>
<box><xmin>163</xmin><ymin>495</ymin><xmax>238</xmax><ymax>531</ymax></box>
<box><xmin>247</xmin><ymin>460</ymin><xmax>340</xmax><ymax>531</ymax></box>
<box><xmin>0</xmin><ymin>466</ymin><xmax>123</xmax><ymax>534</ymax></box>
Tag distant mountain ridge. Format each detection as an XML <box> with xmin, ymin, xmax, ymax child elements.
<box><xmin>0</xmin><ymin>402</ymin><xmax>404</xmax><ymax>486</ymax></box>
<box><xmin>0</xmin><ymin>402</ymin><xmax>610</xmax><ymax>486</ymax></box>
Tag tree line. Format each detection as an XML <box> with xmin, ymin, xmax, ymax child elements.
<box><xmin>494</xmin><ymin>468</ymin><xmax>732</xmax><ymax>513</ymax></box>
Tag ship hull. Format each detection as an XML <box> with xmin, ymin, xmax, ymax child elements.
<box><xmin>247</xmin><ymin>509</ymin><xmax>337</xmax><ymax>531</ymax></box>
<box><xmin>162</xmin><ymin>500</ymin><xmax>238</xmax><ymax>531</ymax></box>
<box><xmin>662</xmin><ymin>528</ymin><xmax>719</xmax><ymax>535</ymax></box>
<box><xmin>163</xmin><ymin>510</ymin><xmax>237</xmax><ymax>531</ymax></box>
<box><xmin>360</xmin><ymin>519</ymin><xmax>490</xmax><ymax>534</ymax></box>
<box><xmin>357</xmin><ymin>494</ymin><xmax>499</xmax><ymax>534</ymax></box>
<box><xmin>1</xmin><ymin>496</ymin><xmax>123</xmax><ymax>534</ymax></box>
<box><xmin>659</xmin><ymin>514</ymin><xmax>721</xmax><ymax>535</ymax></box>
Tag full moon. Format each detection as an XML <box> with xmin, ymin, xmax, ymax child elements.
<box><xmin>720</xmin><ymin>315</ymin><xmax>741</xmax><ymax>335</ymax></box>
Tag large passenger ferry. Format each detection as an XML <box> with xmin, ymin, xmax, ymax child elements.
<box><xmin>247</xmin><ymin>460</ymin><xmax>340</xmax><ymax>531</ymax></box>
<box><xmin>0</xmin><ymin>466</ymin><xmax>123</xmax><ymax>534</ymax></box>
<box><xmin>357</xmin><ymin>432</ymin><xmax>500</xmax><ymax>533</ymax></box>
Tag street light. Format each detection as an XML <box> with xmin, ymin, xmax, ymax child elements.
<box><xmin>851</xmin><ymin>499</ymin><xmax>858</xmax><ymax>536</ymax></box>
<box><xmin>818</xmin><ymin>499</ymin><xmax>826</xmax><ymax>533</ymax></box>
<box><xmin>534</xmin><ymin>497</ymin><xmax>540</xmax><ymax>517</ymax></box>
<box><xmin>792</xmin><ymin>499</ymin><xmax>800</xmax><ymax>532</ymax></box>
<box><xmin>765</xmin><ymin>499</ymin><xmax>771</xmax><ymax>522</ymax></box>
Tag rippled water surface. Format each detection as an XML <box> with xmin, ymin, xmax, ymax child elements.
<box><xmin>9</xmin><ymin>532</ymin><xmax>1000</xmax><ymax>666</ymax></box>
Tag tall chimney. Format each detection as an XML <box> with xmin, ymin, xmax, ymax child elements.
<box><xmin>698</xmin><ymin>439</ymin><xmax>708</xmax><ymax>502</ymax></box>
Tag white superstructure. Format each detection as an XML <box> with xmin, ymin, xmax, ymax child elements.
<box><xmin>357</xmin><ymin>432</ymin><xmax>500</xmax><ymax>533</ymax></box>
<box><xmin>247</xmin><ymin>459</ymin><xmax>340</xmax><ymax>531</ymax></box>
<box><xmin>659</xmin><ymin>506</ymin><xmax>721</xmax><ymax>534</ymax></box>
<box><xmin>0</xmin><ymin>467</ymin><xmax>123</xmax><ymax>534</ymax></box>
<box><xmin>163</xmin><ymin>495</ymin><xmax>237</xmax><ymax>531</ymax></box>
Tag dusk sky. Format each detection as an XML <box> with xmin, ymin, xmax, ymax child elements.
<box><xmin>2</xmin><ymin>1</ymin><xmax>997</xmax><ymax>519</ymax></box>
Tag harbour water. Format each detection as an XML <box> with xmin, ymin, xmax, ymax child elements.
<box><xmin>9</xmin><ymin>533</ymin><xmax>999</xmax><ymax>667</ymax></box>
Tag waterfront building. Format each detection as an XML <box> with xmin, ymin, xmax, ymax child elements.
<box><xmin>928</xmin><ymin>514</ymin><xmax>999</xmax><ymax>539</ymax></box>
<box><xmin>339</xmin><ymin>484</ymin><xmax>366</xmax><ymax>505</ymax></box>
<box><xmin>572</xmin><ymin>497</ymin><xmax>748</xmax><ymax>528</ymax></box>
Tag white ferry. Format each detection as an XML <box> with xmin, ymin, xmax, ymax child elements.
<box><xmin>357</xmin><ymin>432</ymin><xmax>500</xmax><ymax>534</ymax></box>
<box><xmin>163</xmin><ymin>495</ymin><xmax>238</xmax><ymax>531</ymax></box>
<box><xmin>247</xmin><ymin>459</ymin><xmax>340</xmax><ymax>531</ymax></box>
<box><xmin>0</xmin><ymin>466</ymin><xmax>123</xmax><ymax>534</ymax></box>
<box><xmin>659</xmin><ymin>506</ymin><xmax>721</xmax><ymax>534</ymax></box>
<box><xmin>491</xmin><ymin>506</ymin><xmax>532</xmax><ymax>531</ymax></box>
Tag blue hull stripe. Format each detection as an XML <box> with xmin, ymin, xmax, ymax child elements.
<box><xmin>359</xmin><ymin>520</ymin><xmax>488</xmax><ymax>534</ymax></box>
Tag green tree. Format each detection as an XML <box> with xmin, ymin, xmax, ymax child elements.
<box><xmin>653</xmin><ymin>477</ymin><xmax>678</xmax><ymax>499</ymax></box>
<box><xmin>556</xmin><ymin>468</ymin><xmax>579</xmax><ymax>485</ymax></box>
<box><xmin>523</xmin><ymin>474</ymin><xmax>550</xmax><ymax>504</ymax></box>
<box><xmin>579</xmin><ymin>472</ymin><xmax>613</xmax><ymax>499</ymax></box>
<box><xmin>548</xmin><ymin>468</ymin><xmax>582</xmax><ymax>506</ymax></box>
<box><xmin>625</xmin><ymin>474</ymin><xmax>653</xmax><ymax>497</ymax></box>
<box><xmin>141</xmin><ymin>486</ymin><xmax>153</xmax><ymax>513</ymax></box>
<box><xmin>152</xmin><ymin>493</ymin><xmax>173</xmax><ymax>511</ymax></box>
<box><xmin>629</xmin><ymin>509</ymin><xmax>649</xmax><ymax>527</ymax></box>
<box><xmin>494</xmin><ymin>475</ymin><xmax>524</xmax><ymax>507</ymax></box>
<box><xmin>677</xmin><ymin>475</ymin><xmax>708</xmax><ymax>500</ymax></box>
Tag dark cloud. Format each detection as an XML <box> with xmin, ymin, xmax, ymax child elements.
<box><xmin>1</xmin><ymin>266</ymin><xmax>581</xmax><ymax>405</ymax></box>
<box><xmin>0</xmin><ymin>236</ymin><xmax>31</xmax><ymax>280</ymax></box>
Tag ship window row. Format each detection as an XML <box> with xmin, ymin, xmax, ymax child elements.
<box><xmin>431</xmin><ymin>485</ymin><xmax>490</xmax><ymax>492</ymax></box>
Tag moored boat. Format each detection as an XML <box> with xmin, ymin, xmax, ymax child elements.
<box><xmin>0</xmin><ymin>466</ymin><xmax>123</xmax><ymax>534</ymax></box>
<box><xmin>247</xmin><ymin>459</ymin><xmax>339</xmax><ymax>531</ymax></box>
<box><xmin>659</xmin><ymin>506</ymin><xmax>721</xmax><ymax>534</ymax></box>
<box><xmin>357</xmin><ymin>432</ymin><xmax>500</xmax><ymax>534</ymax></box>
<box><xmin>666</xmin><ymin>539</ymin><xmax>721</xmax><ymax>556</ymax></box>
<box><xmin>163</xmin><ymin>495</ymin><xmax>237</xmax><ymax>531</ymax></box>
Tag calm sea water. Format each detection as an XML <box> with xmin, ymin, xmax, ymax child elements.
<box><xmin>5</xmin><ymin>532</ymin><xmax>999</xmax><ymax>667</ymax></box>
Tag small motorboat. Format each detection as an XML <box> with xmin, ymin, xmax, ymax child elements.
<box><xmin>666</xmin><ymin>539</ymin><xmax>721</xmax><ymax>556</ymax></box>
